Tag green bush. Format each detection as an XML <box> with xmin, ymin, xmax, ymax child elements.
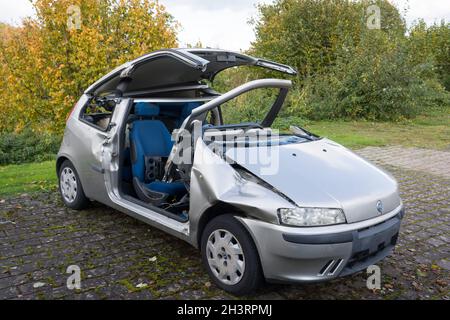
<box><xmin>290</xmin><ymin>31</ymin><xmax>450</xmax><ymax>121</ymax></box>
<box><xmin>408</xmin><ymin>21</ymin><xmax>450</xmax><ymax>91</ymax></box>
<box><xmin>245</xmin><ymin>0</ymin><xmax>450</xmax><ymax>122</ymax></box>
<box><xmin>251</xmin><ymin>0</ymin><xmax>406</xmax><ymax>80</ymax></box>
<box><xmin>220</xmin><ymin>87</ymin><xmax>280</xmax><ymax>124</ymax></box>
<box><xmin>219</xmin><ymin>28</ymin><xmax>449</xmax><ymax>122</ymax></box>
<box><xmin>0</xmin><ymin>128</ymin><xmax>61</xmax><ymax>165</ymax></box>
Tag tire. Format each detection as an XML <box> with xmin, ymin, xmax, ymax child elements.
<box><xmin>58</xmin><ymin>160</ymin><xmax>90</xmax><ymax>210</ymax></box>
<box><xmin>201</xmin><ymin>214</ymin><xmax>263</xmax><ymax>295</ymax></box>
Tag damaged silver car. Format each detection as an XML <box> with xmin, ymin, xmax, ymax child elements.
<box><xmin>57</xmin><ymin>48</ymin><xmax>404</xmax><ymax>295</ymax></box>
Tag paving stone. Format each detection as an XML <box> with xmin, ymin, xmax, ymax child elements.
<box><xmin>437</xmin><ymin>260</ymin><xmax>450</xmax><ymax>271</ymax></box>
<box><xmin>0</xmin><ymin>146</ymin><xmax>449</xmax><ymax>300</ymax></box>
<box><xmin>427</xmin><ymin>238</ymin><xmax>446</xmax><ymax>248</ymax></box>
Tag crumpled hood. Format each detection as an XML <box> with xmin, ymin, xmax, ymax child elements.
<box><xmin>226</xmin><ymin>139</ymin><xmax>401</xmax><ymax>223</ymax></box>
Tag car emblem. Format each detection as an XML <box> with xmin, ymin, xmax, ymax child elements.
<box><xmin>376</xmin><ymin>200</ymin><xmax>384</xmax><ymax>214</ymax></box>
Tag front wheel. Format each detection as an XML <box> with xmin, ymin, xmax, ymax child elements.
<box><xmin>201</xmin><ymin>214</ymin><xmax>263</xmax><ymax>295</ymax></box>
<box><xmin>58</xmin><ymin>160</ymin><xmax>89</xmax><ymax>210</ymax></box>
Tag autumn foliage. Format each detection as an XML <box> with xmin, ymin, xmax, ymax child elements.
<box><xmin>1</xmin><ymin>0</ymin><xmax>448</xmax><ymax>133</ymax></box>
<box><xmin>0</xmin><ymin>0</ymin><xmax>178</xmax><ymax>133</ymax></box>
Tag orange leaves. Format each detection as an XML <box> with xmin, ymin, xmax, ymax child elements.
<box><xmin>0</xmin><ymin>0</ymin><xmax>178</xmax><ymax>134</ymax></box>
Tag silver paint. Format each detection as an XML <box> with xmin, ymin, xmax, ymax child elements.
<box><xmin>226</xmin><ymin>138</ymin><xmax>401</xmax><ymax>223</ymax></box>
<box><xmin>57</xmin><ymin>50</ymin><xmax>404</xmax><ymax>285</ymax></box>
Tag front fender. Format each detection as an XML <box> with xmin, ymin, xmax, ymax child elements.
<box><xmin>188</xmin><ymin>140</ymin><xmax>293</xmax><ymax>246</ymax></box>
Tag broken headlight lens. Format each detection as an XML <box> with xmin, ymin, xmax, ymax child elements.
<box><xmin>278</xmin><ymin>207</ymin><xmax>346</xmax><ymax>227</ymax></box>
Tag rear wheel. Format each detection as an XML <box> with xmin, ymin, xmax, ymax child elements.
<box><xmin>58</xmin><ymin>160</ymin><xmax>89</xmax><ymax>210</ymax></box>
<box><xmin>201</xmin><ymin>214</ymin><xmax>263</xmax><ymax>295</ymax></box>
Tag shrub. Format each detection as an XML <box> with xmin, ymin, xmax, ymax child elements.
<box><xmin>408</xmin><ymin>21</ymin><xmax>450</xmax><ymax>91</ymax></box>
<box><xmin>292</xmin><ymin>31</ymin><xmax>450</xmax><ymax>121</ymax></box>
<box><xmin>251</xmin><ymin>0</ymin><xmax>406</xmax><ymax>80</ymax></box>
<box><xmin>247</xmin><ymin>0</ymin><xmax>450</xmax><ymax>121</ymax></box>
<box><xmin>0</xmin><ymin>128</ymin><xmax>60</xmax><ymax>165</ymax></box>
<box><xmin>220</xmin><ymin>87</ymin><xmax>280</xmax><ymax>124</ymax></box>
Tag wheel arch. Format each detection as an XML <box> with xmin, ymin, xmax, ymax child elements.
<box><xmin>56</xmin><ymin>155</ymin><xmax>88</xmax><ymax>193</ymax></box>
<box><xmin>196</xmin><ymin>202</ymin><xmax>247</xmax><ymax>248</ymax></box>
<box><xmin>56</xmin><ymin>156</ymin><xmax>69</xmax><ymax>177</ymax></box>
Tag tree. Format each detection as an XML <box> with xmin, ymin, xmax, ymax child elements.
<box><xmin>250</xmin><ymin>0</ymin><xmax>406</xmax><ymax>79</ymax></box>
<box><xmin>293</xmin><ymin>31</ymin><xmax>448</xmax><ymax>121</ymax></box>
<box><xmin>0</xmin><ymin>0</ymin><xmax>178</xmax><ymax>133</ymax></box>
<box><xmin>247</xmin><ymin>0</ymin><xmax>448</xmax><ymax>121</ymax></box>
<box><xmin>409</xmin><ymin>20</ymin><xmax>450</xmax><ymax>90</ymax></box>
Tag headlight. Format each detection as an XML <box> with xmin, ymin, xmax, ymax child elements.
<box><xmin>278</xmin><ymin>207</ymin><xmax>346</xmax><ymax>227</ymax></box>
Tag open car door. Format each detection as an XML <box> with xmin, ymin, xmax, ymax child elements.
<box><xmin>85</xmin><ymin>49</ymin><xmax>297</xmax><ymax>97</ymax></box>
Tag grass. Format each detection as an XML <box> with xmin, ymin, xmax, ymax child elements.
<box><xmin>297</xmin><ymin>106</ymin><xmax>450</xmax><ymax>150</ymax></box>
<box><xmin>0</xmin><ymin>106</ymin><xmax>448</xmax><ymax>197</ymax></box>
<box><xmin>0</xmin><ymin>160</ymin><xmax>57</xmax><ymax>197</ymax></box>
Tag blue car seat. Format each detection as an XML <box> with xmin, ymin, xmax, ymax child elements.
<box><xmin>178</xmin><ymin>102</ymin><xmax>202</xmax><ymax>127</ymax></box>
<box><xmin>130</xmin><ymin>103</ymin><xmax>186</xmax><ymax>203</ymax></box>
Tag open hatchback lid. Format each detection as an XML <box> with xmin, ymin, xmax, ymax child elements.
<box><xmin>85</xmin><ymin>48</ymin><xmax>297</xmax><ymax>96</ymax></box>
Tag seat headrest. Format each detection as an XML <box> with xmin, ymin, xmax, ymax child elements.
<box><xmin>135</xmin><ymin>103</ymin><xmax>160</xmax><ymax>117</ymax></box>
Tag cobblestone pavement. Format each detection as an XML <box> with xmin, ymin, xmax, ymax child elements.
<box><xmin>358</xmin><ymin>146</ymin><xmax>450</xmax><ymax>179</ymax></box>
<box><xmin>0</xmin><ymin>146</ymin><xmax>449</xmax><ymax>300</ymax></box>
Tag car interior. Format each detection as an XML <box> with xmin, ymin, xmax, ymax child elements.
<box><xmin>79</xmin><ymin>94</ymin><xmax>118</xmax><ymax>131</ymax></box>
<box><xmin>79</xmin><ymin>72</ymin><xmax>301</xmax><ymax>222</ymax></box>
<box><xmin>119</xmin><ymin>100</ymin><xmax>208</xmax><ymax>221</ymax></box>
<box><xmin>81</xmin><ymin>82</ymin><xmax>312</xmax><ymax>223</ymax></box>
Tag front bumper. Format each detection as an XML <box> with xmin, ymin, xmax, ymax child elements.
<box><xmin>238</xmin><ymin>205</ymin><xmax>404</xmax><ymax>283</ymax></box>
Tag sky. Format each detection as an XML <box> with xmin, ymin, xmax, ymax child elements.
<box><xmin>0</xmin><ymin>0</ymin><xmax>449</xmax><ymax>51</ymax></box>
